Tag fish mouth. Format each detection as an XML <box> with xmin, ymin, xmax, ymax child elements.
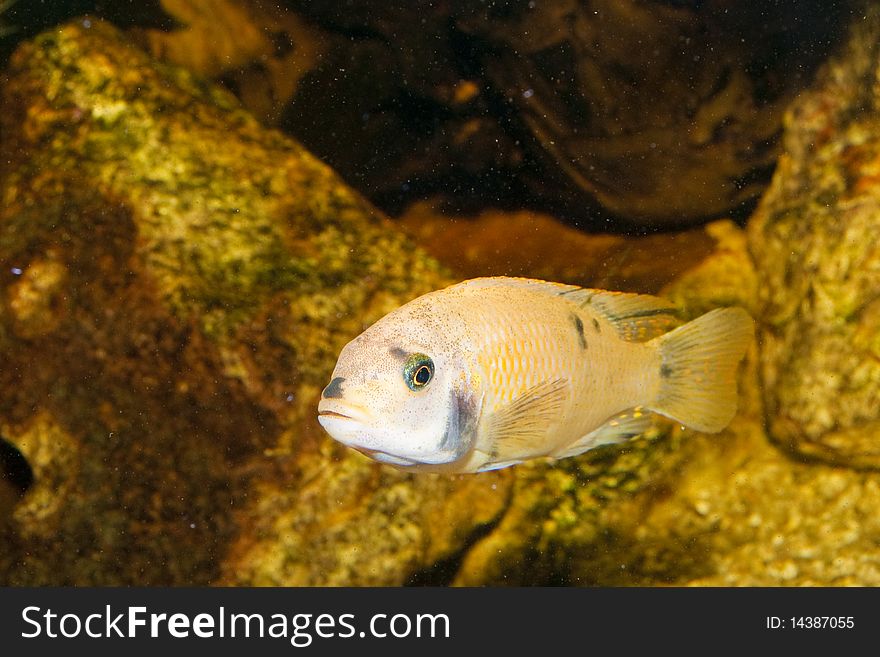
<box><xmin>316</xmin><ymin>401</ymin><xmax>416</xmax><ymax>466</ymax></box>
<box><xmin>317</xmin><ymin>409</ymin><xmax>352</xmax><ymax>420</ymax></box>
<box><xmin>317</xmin><ymin>399</ymin><xmax>370</xmax><ymax>424</ymax></box>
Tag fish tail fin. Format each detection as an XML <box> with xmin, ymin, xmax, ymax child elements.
<box><xmin>650</xmin><ymin>307</ymin><xmax>753</xmax><ymax>433</ymax></box>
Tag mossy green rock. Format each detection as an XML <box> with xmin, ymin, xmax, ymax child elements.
<box><xmin>748</xmin><ymin>6</ymin><xmax>880</xmax><ymax>469</ymax></box>
<box><xmin>0</xmin><ymin>18</ymin><xmax>505</xmax><ymax>585</ymax></box>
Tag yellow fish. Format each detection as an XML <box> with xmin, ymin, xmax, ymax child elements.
<box><xmin>317</xmin><ymin>277</ymin><xmax>753</xmax><ymax>473</ymax></box>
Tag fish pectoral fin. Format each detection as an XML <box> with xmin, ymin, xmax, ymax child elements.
<box><xmin>560</xmin><ymin>288</ymin><xmax>679</xmax><ymax>342</ymax></box>
<box><xmin>485</xmin><ymin>378</ymin><xmax>568</xmax><ymax>451</ymax></box>
<box><xmin>552</xmin><ymin>408</ymin><xmax>654</xmax><ymax>460</ymax></box>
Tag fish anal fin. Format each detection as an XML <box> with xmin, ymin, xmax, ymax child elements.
<box><xmin>552</xmin><ymin>408</ymin><xmax>654</xmax><ymax>460</ymax></box>
<box><xmin>485</xmin><ymin>378</ymin><xmax>568</xmax><ymax>451</ymax></box>
<box><xmin>476</xmin><ymin>459</ymin><xmax>524</xmax><ymax>472</ymax></box>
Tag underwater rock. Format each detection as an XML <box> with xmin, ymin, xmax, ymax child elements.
<box><xmin>455</xmin><ymin>0</ymin><xmax>853</xmax><ymax>226</ymax></box>
<box><xmin>749</xmin><ymin>6</ymin><xmax>880</xmax><ymax>470</ymax></box>
<box><xmin>398</xmin><ymin>201</ymin><xmax>716</xmax><ymax>293</ymax></box>
<box><xmin>132</xmin><ymin>0</ymin><xmax>328</xmax><ymax>126</ymax></box>
<box><xmin>480</xmin><ymin>1</ymin><xmax>858</xmax><ymax>225</ymax></box>
<box><xmin>219</xmin><ymin>440</ymin><xmax>512</xmax><ymax>586</ymax></box>
<box><xmin>136</xmin><ymin>0</ymin><xmax>283</xmax><ymax>77</ymax></box>
<box><xmin>130</xmin><ymin>1</ymin><xmax>852</xmax><ymax>227</ymax></box>
<box><xmin>293</xmin><ymin>0</ymin><xmax>849</xmax><ymax>225</ymax></box>
<box><xmin>0</xmin><ymin>18</ymin><xmax>498</xmax><ymax>585</ymax></box>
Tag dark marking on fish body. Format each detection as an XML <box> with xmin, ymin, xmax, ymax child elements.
<box><xmin>571</xmin><ymin>313</ymin><xmax>587</xmax><ymax>349</ymax></box>
<box><xmin>439</xmin><ymin>386</ymin><xmax>480</xmax><ymax>461</ymax></box>
<box><xmin>389</xmin><ymin>347</ymin><xmax>408</xmax><ymax>360</ymax></box>
<box><xmin>322</xmin><ymin>376</ymin><xmax>346</xmax><ymax>399</ymax></box>
<box><xmin>621</xmin><ymin>307</ymin><xmax>675</xmax><ymax>319</ymax></box>
<box><xmin>660</xmin><ymin>363</ymin><xmax>673</xmax><ymax>379</ymax></box>
<box><xmin>592</xmin><ymin>318</ymin><xmax>601</xmax><ymax>333</ymax></box>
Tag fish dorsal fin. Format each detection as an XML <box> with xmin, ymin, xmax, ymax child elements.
<box><xmin>485</xmin><ymin>378</ymin><xmax>568</xmax><ymax>451</ymax></box>
<box><xmin>460</xmin><ymin>277</ymin><xmax>678</xmax><ymax>341</ymax></box>
<box><xmin>552</xmin><ymin>407</ymin><xmax>654</xmax><ymax>460</ymax></box>
<box><xmin>559</xmin><ymin>288</ymin><xmax>678</xmax><ymax>342</ymax></box>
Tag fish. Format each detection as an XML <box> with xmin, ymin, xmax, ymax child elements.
<box><xmin>317</xmin><ymin>276</ymin><xmax>753</xmax><ymax>473</ymax></box>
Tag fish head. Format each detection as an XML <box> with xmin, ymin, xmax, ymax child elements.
<box><xmin>317</xmin><ymin>302</ymin><xmax>479</xmax><ymax>468</ymax></box>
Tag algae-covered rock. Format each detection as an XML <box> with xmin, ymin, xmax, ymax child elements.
<box><xmin>748</xmin><ymin>6</ymin><xmax>880</xmax><ymax>469</ymax></box>
<box><xmin>0</xmin><ymin>18</ymin><xmax>494</xmax><ymax>585</ymax></box>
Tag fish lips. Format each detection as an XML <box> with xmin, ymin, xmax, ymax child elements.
<box><xmin>317</xmin><ymin>398</ymin><xmax>370</xmax><ymax>424</ymax></box>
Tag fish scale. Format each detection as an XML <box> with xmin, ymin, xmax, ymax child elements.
<box><xmin>459</xmin><ymin>283</ymin><xmax>655</xmax><ymax>465</ymax></box>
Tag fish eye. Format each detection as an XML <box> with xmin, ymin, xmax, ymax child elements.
<box><xmin>404</xmin><ymin>353</ymin><xmax>435</xmax><ymax>391</ymax></box>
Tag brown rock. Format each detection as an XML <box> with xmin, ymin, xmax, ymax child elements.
<box><xmin>398</xmin><ymin>201</ymin><xmax>716</xmax><ymax>293</ymax></box>
<box><xmin>748</xmin><ymin>5</ymin><xmax>880</xmax><ymax>469</ymax></box>
<box><xmin>0</xmin><ymin>19</ymin><xmax>497</xmax><ymax>585</ymax></box>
